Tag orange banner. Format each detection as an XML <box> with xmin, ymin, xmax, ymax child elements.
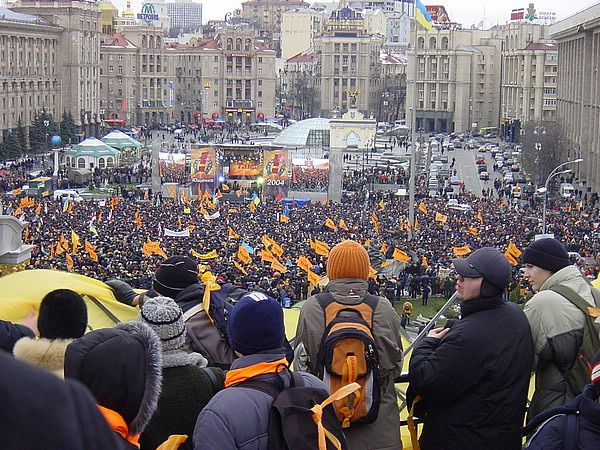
<box><xmin>191</xmin><ymin>147</ymin><xmax>217</xmax><ymax>181</ymax></box>
<box><xmin>229</xmin><ymin>160</ymin><xmax>263</xmax><ymax>178</ymax></box>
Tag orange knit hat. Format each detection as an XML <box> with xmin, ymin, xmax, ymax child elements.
<box><xmin>327</xmin><ymin>240</ymin><xmax>370</xmax><ymax>281</ymax></box>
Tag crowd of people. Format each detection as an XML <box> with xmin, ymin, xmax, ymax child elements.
<box><xmin>290</xmin><ymin>166</ymin><xmax>329</xmax><ymax>191</ymax></box>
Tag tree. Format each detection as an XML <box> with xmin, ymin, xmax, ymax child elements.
<box><xmin>520</xmin><ymin>121</ymin><xmax>569</xmax><ymax>188</ymax></box>
<box><xmin>1</xmin><ymin>130</ymin><xmax>22</xmax><ymax>160</ymax></box>
<box><xmin>15</xmin><ymin>118</ymin><xmax>28</xmax><ymax>154</ymax></box>
<box><xmin>60</xmin><ymin>111</ymin><xmax>77</xmax><ymax>145</ymax></box>
<box><xmin>29</xmin><ymin>110</ymin><xmax>59</xmax><ymax>153</ymax></box>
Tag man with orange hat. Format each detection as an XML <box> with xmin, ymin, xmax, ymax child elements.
<box><xmin>294</xmin><ymin>239</ymin><xmax>403</xmax><ymax>450</ymax></box>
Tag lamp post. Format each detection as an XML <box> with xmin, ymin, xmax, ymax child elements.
<box><xmin>542</xmin><ymin>158</ymin><xmax>583</xmax><ymax>234</ymax></box>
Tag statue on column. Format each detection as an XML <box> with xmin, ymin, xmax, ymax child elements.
<box><xmin>347</xmin><ymin>89</ymin><xmax>360</xmax><ymax>108</ymax></box>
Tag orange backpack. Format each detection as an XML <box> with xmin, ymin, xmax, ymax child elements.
<box><xmin>315</xmin><ymin>293</ymin><xmax>381</xmax><ymax>428</ymax></box>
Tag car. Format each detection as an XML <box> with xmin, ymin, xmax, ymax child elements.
<box><xmin>450</xmin><ymin>176</ymin><xmax>461</xmax><ymax>185</ymax></box>
<box><xmin>511</xmin><ymin>164</ymin><xmax>520</xmax><ymax>172</ymax></box>
<box><xmin>477</xmin><ymin>165</ymin><xmax>488</xmax><ymax>173</ymax></box>
<box><xmin>453</xmin><ymin>139</ymin><xmax>462</xmax><ymax>148</ymax></box>
<box><xmin>514</xmin><ymin>172</ymin><xmax>527</xmax><ymax>183</ymax></box>
<box><xmin>447</xmin><ymin>143</ymin><xmax>454</xmax><ymax>150</ymax></box>
<box><xmin>479</xmin><ymin>171</ymin><xmax>489</xmax><ymax>180</ymax></box>
<box><xmin>53</xmin><ymin>189</ymin><xmax>84</xmax><ymax>202</ymax></box>
<box><xmin>478</xmin><ymin>146</ymin><xmax>487</xmax><ymax>153</ymax></box>
<box><xmin>475</xmin><ymin>155</ymin><xmax>485</xmax><ymax>164</ymax></box>
<box><xmin>504</xmin><ymin>173</ymin><xmax>514</xmax><ymax>183</ymax></box>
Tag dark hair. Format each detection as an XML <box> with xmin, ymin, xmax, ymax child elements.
<box><xmin>38</xmin><ymin>289</ymin><xmax>88</xmax><ymax>339</ymax></box>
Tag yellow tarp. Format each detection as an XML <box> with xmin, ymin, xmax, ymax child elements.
<box><xmin>0</xmin><ymin>269</ymin><xmax>139</xmax><ymax>330</ymax></box>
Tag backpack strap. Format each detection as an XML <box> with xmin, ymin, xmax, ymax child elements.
<box><xmin>235</xmin><ymin>378</ymin><xmax>281</xmax><ymax>399</ymax></box>
<box><xmin>182</xmin><ymin>303</ymin><xmax>204</xmax><ymax>322</ymax></box>
<box><xmin>550</xmin><ymin>285</ymin><xmax>595</xmax><ymax>314</ymax></box>
<box><xmin>564</xmin><ymin>412</ymin><xmax>580</xmax><ymax>450</ymax></box>
<box><xmin>590</xmin><ymin>287</ymin><xmax>600</xmax><ymax>308</ymax></box>
<box><xmin>316</xmin><ymin>292</ymin><xmax>379</xmax><ymax>328</ymax></box>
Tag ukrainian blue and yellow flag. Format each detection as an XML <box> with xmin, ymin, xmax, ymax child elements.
<box><xmin>415</xmin><ymin>0</ymin><xmax>433</xmax><ymax>30</ymax></box>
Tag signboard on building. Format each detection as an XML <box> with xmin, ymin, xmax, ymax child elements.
<box><xmin>425</xmin><ymin>5</ymin><xmax>451</xmax><ymax>24</ymax></box>
<box><xmin>168</xmin><ymin>81</ymin><xmax>175</xmax><ymax>107</ymax></box>
<box><xmin>138</xmin><ymin>3</ymin><xmax>159</xmax><ymax>23</ymax></box>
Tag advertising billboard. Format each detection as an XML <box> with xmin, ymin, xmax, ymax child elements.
<box><xmin>262</xmin><ymin>149</ymin><xmax>289</xmax><ymax>199</ymax></box>
<box><xmin>191</xmin><ymin>147</ymin><xmax>217</xmax><ymax>195</ymax></box>
<box><xmin>228</xmin><ymin>160</ymin><xmax>263</xmax><ymax>179</ymax></box>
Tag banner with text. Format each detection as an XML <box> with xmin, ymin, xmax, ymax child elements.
<box><xmin>229</xmin><ymin>160</ymin><xmax>263</xmax><ymax>179</ymax></box>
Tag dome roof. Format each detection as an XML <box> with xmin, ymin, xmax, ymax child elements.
<box><xmin>272</xmin><ymin>118</ymin><xmax>331</xmax><ymax>147</ymax></box>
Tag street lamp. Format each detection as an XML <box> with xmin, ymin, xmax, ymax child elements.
<box><xmin>542</xmin><ymin>158</ymin><xmax>583</xmax><ymax>234</ymax></box>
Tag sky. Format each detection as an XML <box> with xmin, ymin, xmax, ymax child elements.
<box><xmin>119</xmin><ymin>1</ymin><xmax>599</xmax><ymax>27</ymax></box>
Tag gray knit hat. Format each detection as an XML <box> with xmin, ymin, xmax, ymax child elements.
<box><xmin>139</xmin><ymin>296</ymin><xmax>186</xmax><ymax>351</ymax></box>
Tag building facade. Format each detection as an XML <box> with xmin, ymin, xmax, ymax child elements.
<box><xmin>550</xmin><ymin>4</ymin><xmax>600</xmax><ymax>192</ymax></box>
<box><xmin>241</xmin><ymin>0</ymin><xmax>310</xmax><ymax>56</ymax></box>
<box><xmin>13</xmin><ymin>0</ymin><xmax>101</xmax><ymax>137</ymax></box>
<box><xmin>406</xmin><ymin>28</ymin><xmax>503</xmax><ymax>133</ymax></box>
<box><xmin>281</xmin><ymin>7</ymin><xmax>325</xmax><ymax>61</ymax></box>
<box><xmin>313</xmin><ymin>5</ymin><xmax>384</xmax><ymax>116</ymax></box>
<box><xmin>0</xmin><ymin>7</ymin><xmax>61</xmax><ymax>143</ymax></box>
<box><xmin>100</xmin><ymin>25</ymin><xmax>175</xmax><ymax>126</ymax></box>
<box><xmin>501</xmin><ymin>22</ymin><xmax>557</xmax><ymax>141</ymax></box>
<box><xmin>166</xmin><ymin>1</ymin><xmax>202</xmax><ymax>36</ymax></box>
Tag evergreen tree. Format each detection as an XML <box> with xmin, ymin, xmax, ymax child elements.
<box><xmin>15</xmin><ymin>118</ymin><xmax>28</xmax><ymax>154</ymax></box>
<box><xmin>29</xmin><ymin>110</ymin><xmax>58</xmax><ymax>152</ymax></box>
<box><xmin>3</xmin><ymin>130</ymin><xmax>22</xmax><ymax>160</ymax></box>
<box><xmin>59</xmin><ymin>111</ymin><xmax>77</xmax><ymax>145</ymax></box>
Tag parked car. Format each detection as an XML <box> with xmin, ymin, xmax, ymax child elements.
<box><xmin>479</xmin><ymin>171</ymin><xmax>489</xmax><ymax>180</ymax></box>
<box><xmin>450</xmin><ymin>176</ymin><xmax>461</xmax><ymax>185</ymax></box>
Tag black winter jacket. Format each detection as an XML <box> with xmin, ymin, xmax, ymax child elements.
<box><xmin>524</xmin><ymin>384</ymin><xmax>600</xmax><ymax>449</ymax></box>
<box><xmin>0</xmin><ymin>319</ymin><xmax>34</xmax><ymax>353</ymax></box>
<box><xmin>408</xmin><ymin>295</ymin><xmax>534</xmax><ymax>450</ymax></box>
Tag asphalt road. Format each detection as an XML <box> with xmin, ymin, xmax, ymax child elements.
<box><xmin>449</xmin><ymin>146</ymin><xmax>502</xmax><ymax>196</ymax></box>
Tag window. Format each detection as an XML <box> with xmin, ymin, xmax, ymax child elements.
<box><xmin>98</xmin><ymin>157</ymin><xmax>105</xmax><ymax>169</ymax></box>
<box><xmin>258</xmin><ymin>80</ymin><xmax>262</xmax><ymax>86</ymax></box>
<box><xmin>214</xmin><ymin>90</ymin><xmax>218</xmax><ymax>96</ymax></box>
<box><xmin>258</xmin><ymin>68</ymin><xmax>262</xmax><ymax>75</ymax></box>
<box><xmin>78</xmin><ymin>158</ymin><xmax>86</xmax><ymax>168</ymax></box>
<box><xmin>214</xmin><ymin>56</ymin><xmax>219</xmax><ymax>62</ymax></box>
<box><xmin>258</xmin><ymin>57</ymin><xmax>262</xmax><ymax>63</ymax></box>
<box><xmin>258</xmin><ymin>90</ymin><xmax>262</xmax><ymax>97</ymax></box>
<box><xmin>214</xmin><ymin>101</ymin><xmax>218</xmax><ymax>106</ymax></box>
<box><xmin>109</xmin><ymin>66</ymin><xmax>113</xmax><ymax>72</ymax></box>
<box><xmin>117</xmin><ymin>66</ymin><xmax>122</xmax><ymax>74</ymax></box>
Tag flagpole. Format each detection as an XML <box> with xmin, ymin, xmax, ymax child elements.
<box><xmin>408</xmin><ymin>14</ymin><xmax>418</xmax><ymax>241</ymax></box>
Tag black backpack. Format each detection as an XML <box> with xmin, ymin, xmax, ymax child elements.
<box><xmin>238</xmin><ymin>369</ymin><xmax>354</xmax><ymax>450</ymax></box>
<box><xmin>550</xmin><ymin>285</ymin><xmax>600</xmax><ymax>396</ymax></box>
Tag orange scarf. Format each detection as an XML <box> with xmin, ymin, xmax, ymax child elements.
<box><xmin>225</xmin><ymin>357</ymin><xmax>288</xmax><ymax>387</ymax></box>
<box><xmin>97</xmin><ymin>405</ymin><xmax>140</xmax><ymax>448</ymax></box>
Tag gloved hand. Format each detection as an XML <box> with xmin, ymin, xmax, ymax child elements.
<box><xmin>105</xmin><ymin>279</ymin><xmax>138</xmax><ymax>306</ymax></box>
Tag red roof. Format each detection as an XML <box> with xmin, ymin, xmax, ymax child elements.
<box><xmin>524</xmin><ymin>42</ymin><xmax>557</xmax><ymax>51</ymax></box>
<box><xmin>102</xmin><ymin>33</ymin><xmax>135</xmax><ymax>48</ymax></box>
<box><xmin>286</xmin><ymin>53</ymin><xmax>313</xmax><ymax>63</ymax></box>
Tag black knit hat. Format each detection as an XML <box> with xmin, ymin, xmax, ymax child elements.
<box><xmin>522</xmin><ymin>238</ymin><xmax>570</xmax><ymax>273</ymax></box>
<box><xmin>152</xmin><ymin>256</ymin><xmax>199</xmax><ymax>299</ymax></box>
<box><xmin>38</xmin><ymin>289</ymin><xmax>88</xmax><ymax>339</ymax></box>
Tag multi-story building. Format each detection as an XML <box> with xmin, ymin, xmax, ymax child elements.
<box><xmin>166</xmin><ymin>1</ymin><xmax>202</xmax><ymax>36</ymax></box>
<box><xmin>313</xmin><ymin>5</ymin><xmax>384</xmax><ymax>116</ymax></box>
<box><xmin>406</xmin><ymin>28</ymin><xmax>503</xmax><ymax>133</ymax></box>
<box><xmin>100</xmin><ymin>24</ymin><xmax>175</xmax><ymax>126</ymax></box>
<box><xmin>0</xmin><ymin>7</ymin><xmax>61</xmax><ymax>143</ymax></box>
<box><xmin>281</xmin><ymin>53</ymin><xmax>317</xmax><ymax>118</ymax></box>
<box><xmin>13</xmin><ymin>0</ymin><xmax>101</xmax><ymax>137</ymax></box>
<box><xmin>241</xmin><ymin>0</ymin><xmax>310</xmax><ymax>56</ymax></box>
<box><xmin>281</xmin><ymin>7</ymin><xmax>326</xmax><ymax>61</ymax></box>
<box><xmin>348</xmin><ymin>0</ymin><xmax>414</xmax><ymax>46</ymax></box>
<box><xmin>550</xmin><ymin>3</ymin><xmax>600</xmax><ymax>192</ymax></box>
<box><xmin>501</xmin><ymin>22</ymin><xmax>557</xmax><ymax>141</ymax></box>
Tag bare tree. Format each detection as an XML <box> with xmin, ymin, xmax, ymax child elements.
<box><xmin>520</xmin><ymin>120</ymin><xmax>570</xmax><ymax>187</ymax></box>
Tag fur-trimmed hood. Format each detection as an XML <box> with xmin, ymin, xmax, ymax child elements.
<box><xmin>13</xmin><ymin>337</ymin><xmax>73</xmax><ymax>378</ymax></box>
<box><xmin>64</xmin><ymin>321</ymin><xmax>162</xmax><ymax>435</ymax></box>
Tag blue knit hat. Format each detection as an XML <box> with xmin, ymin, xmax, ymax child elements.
<box><xmin>228</xmin><ymin>292</ymin><xmax>284</xmax><ymax>356</ymax></box>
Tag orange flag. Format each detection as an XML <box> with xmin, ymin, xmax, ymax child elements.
<box><xmin>228</xmin><ymin>227</ymin><xmax>240</xmax><ymax>239</ymax></box>
<box><xmin>65</xmin><ymin>253</ymin><xmax>74</xmax><ymax>268</ymax></box>
<box><xmin>418</xmin><ymin>202</ymin><xmax>428</xmax><ymax>214</ymax></box>
<box><xmin>261</xmin><ymin>249</ymin><xmax>275</xmax><ymax>262</ymax></box>
<box><xmin>313</xmin><ymin>239</ymin><xmax>330</xmax><ymax>257</ymax></box>
<box><xmin>168</xmin><ymin>185</ymin><xmax>176</xmax><ymax>199</ymax></box>
<box><xmin>380</xmin><ymin>242</ymin><xmax>388</xmax><ymax>253</ymax></box>
<box><xmin>135</xmin><ymin>210</ymin><xmax>142</xmax><ymax>228</ymax></box>
<box><xmin>392</xmin><ymin>248</ymin><xmax>410</xmax><ymax>263</ymax></box>
<box><xmin>279</xmin><ymin>214</ymin><xmax>290</xmax><ymax>223</ymax></box>
<box><xmin>378</xmin><ymin>199</ymin><xmax>385</xmax><ymax>210</ymax></box>
<box><xmin>271</xmin><ymin>241</ymin><xmax>284</xmax><ymax>258</ymax></box>
<box><xmin>468</xmin><ymin>227</ymin><xmax>478</xmax><ymax>235</ymax></box>
<box><xmin>453</xmin><ymin>245</ymin><xmax>472</xmax><ymax>257</ymax></box>
<box><xmin>505</xmin><ymin>251</ymin><xmax>518</xmax><ymax>266</ymax></box>
<box><xmin>237</xmin><ymin>245</ymin><xmax>252</xmax><ymax>264</ymax></box>
<box><xmin>477</xmin><ymin>211</ymin><xmax>484</xmax><ymax>223</ymax></box>
<box><xmin>222</xmin><ymin>184</ymin><xmax>230</xmax><ymax>191</ymax></box>
<box><xmin>297</xmin><ymin>255</ymin><xmax>312</xmax><ymax>272</ymax></box>
<box><xmin>324</xmin><ymin>218</ymin><xmax>337</xmax><ymax>230</ymax></box>
<box><xmin>435</xmin><ymin>212</ymin><xmax>448</xmax><ymax>223</ymax></box>
<box><xmin>35</xmin><ymin>202</ymin><xmax>42</xmax><ymax>215</ymax></box>
<box><xmin>307</xmin><ymin>268</ymin><xmax>320</xmax><ymax>286</ymax></box>
<box><xmin>248</xmin><ymin>201</ymin><xmax>256</xmax><ymax>212</ymax></box>
<box><xmin>338</xmin><ymin>219</ymin><xmax>349</xmax><ymax>231</ymax></box>
<box><xmin>234</xmin><ymin>261</ymin><xmax>248</xmax><ymax>275</ymax></box>
<box><xmin>271</xmin><ymin>258</ymin><xmax>287</xmax><ymax>273</ymax></box>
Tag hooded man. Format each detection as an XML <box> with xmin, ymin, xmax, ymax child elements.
<box><xmin>409</xmin><ymin>247</ymin><xmax>533</xmax><ymax>450</ymax></box>
<box><xmin>522</xmin><ymin>238</ymin><xmax>600</xmax><ymax>420</ymax></box>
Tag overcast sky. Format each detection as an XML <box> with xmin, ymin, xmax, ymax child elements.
<box><xmin>122</xmin><ymin>1</ymin><xmax>598</xmax><ymax>28</ymax></box>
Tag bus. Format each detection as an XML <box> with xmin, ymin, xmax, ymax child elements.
<box><xmin>480</xmin><ymin>127</ymin><xmax>499</xmax><ymax>136</ymax></box>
